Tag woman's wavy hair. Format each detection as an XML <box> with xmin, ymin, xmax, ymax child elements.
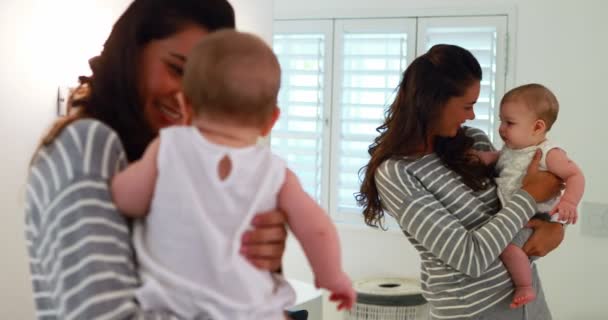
<box><xmin>356</xmin><ymin>44</ymin><xmax>493</xmax><ymax>228</ymax></box>
<box><xmin>36</xmin><ymin>0</ymin><xmax>235</xmax><ymax>162</ymax></box>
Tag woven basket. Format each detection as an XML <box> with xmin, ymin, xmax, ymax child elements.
<box><xmin>344</xmin><ymin>278</ymin><xmax>429</xmax><ymax>320</ymax></box>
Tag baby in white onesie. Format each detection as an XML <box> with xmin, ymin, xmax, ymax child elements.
<box><xmin>111</xmin><ymin>30</ymin><xmax>355</xmax><ymax>320</ymax></box>
<box><xmin>476</xmin><ymin>83</ymin><xmax>584</xmax><ymax>309</ymax></box>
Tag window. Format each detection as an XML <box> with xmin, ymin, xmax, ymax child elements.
<box><xmin>417</xmin><ymin>17</ymin><xmax>507</xmax><ymax>142</ymax></box>
<box><xmin>330</xmin><ymin>19</ymin><xmax>416</xmax><ymax>221</ymax></box>
<box><xmin>272</xmin><ymin>21</ymin><xmax>332</xmax><ymax>207</ymax></box>
<box><xmin>273</xmin><ymin>16</ymin><xmax>508</xmax><ymax>223</ymax></box>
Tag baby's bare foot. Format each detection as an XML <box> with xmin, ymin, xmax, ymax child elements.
<box><xmin>510</xmin><ymin>286</ymin><xmax>536</xmax><ymax>309</ymax></box>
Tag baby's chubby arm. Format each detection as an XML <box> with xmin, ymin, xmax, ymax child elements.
<box><xmin>278</xmin><ymin>169</ymin><xmax>355</xmax><ymax>310</ymax></box>
<box><xmin>470</xmin><ymin>150</ymin><xmax>500</xmax><ymax>165</ymax></box>
<box><xmin>546</xmin><ymin>148</ymin><xmax>585</xmax><ymax>224</ymax></box>
<box><xmin>111</xmin><ymin>138</ymin><xmax>160</xmax><ymax>218</ymax></box>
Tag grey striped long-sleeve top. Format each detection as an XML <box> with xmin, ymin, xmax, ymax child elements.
<box><xmin>375</xmin><ymin>127</ymin><xmax>539</xmax><ymax>320</ymax></box>
<box><xmin>25</xmin><ymin>119</ymin><xmax>178</xmax><ymax>320</ymax></box>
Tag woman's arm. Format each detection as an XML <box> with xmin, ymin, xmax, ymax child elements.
<box><xmin>25</xmin><ymin>120</ymin><xmax>182</xmax><ymax>319</ymax></box>
<box><xmin>377</xmin><ymin>160</ymin><xmax>536</xmax><ymax>278</ymax></box>
<box><xmin>467</xmin><ymin>128</ymin><xmax>565</xmax><ymax>258</ymax></box>
<box><xmin>377</xmin><ymin>152</ymin><xmax>560</xmax><ymax>278</ymax></box>
<box><xmin>37</xmin><ymin>177</ymin><xmax>183</xmax><ymax>319</ymax></box>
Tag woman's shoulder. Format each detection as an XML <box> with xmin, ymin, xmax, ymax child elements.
<box><xmin>380</xmin><ymin>156</ymin><xmax>416</xmax><ymax>170</ymax></box>
<box><xmin>34</xmin><ymin>118</ymin><xmax>127</xmax><ymax>181</ymax></box>
<box><xmin>379</xmin><ymin>154</ymin><xmax>438</xmax><ymax>179</ymax></box>
<box><xmin>65</xmin><ymin>118</ymin><xmax>120</xmax><ymax>143</ymax></box>
<box><xmin>463</xmin><ymin>126</ymin><xmax>489</xmax><ymax>140</ymax></box>
<box><xmin>464</xmin><ymin>126</ymin><xmax>495</xmax><ymax>151</ymax></box>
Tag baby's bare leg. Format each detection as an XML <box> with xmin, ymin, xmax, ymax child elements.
<box><xmin>500</xmin><ymin>244</ymin><xmax>536</xmax><ymax>308</ymax></box>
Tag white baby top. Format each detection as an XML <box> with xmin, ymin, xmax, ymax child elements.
<box><xmin>495</xmin><ymin>139</ymin><xmax>561</xmax><ymax>214</ymax></box>
<box><xmin>133</xmin><ymin>126</ymin><xmax>295</xmax><ymax>320</ymax></box>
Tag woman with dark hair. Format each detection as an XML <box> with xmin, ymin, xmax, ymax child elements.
<box><xmin>357</xmin><ymin>44</ymin><xmax>564</xmax><ymax>319</ymax></box>
<box><xmin>25</xmin><ymin>1</ymin><xmax>289</xmax><ymax>318</ymax></box>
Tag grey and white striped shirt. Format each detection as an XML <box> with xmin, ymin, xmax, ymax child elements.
<box><xmin>376</xmin><ymin>127</ymin><xmax>539</xmax><ymax>320</ymax></box>
<box><xmin>25</xmin><ymin>119</ymin><xmax>179</xmax><ymax>320</ymax></box>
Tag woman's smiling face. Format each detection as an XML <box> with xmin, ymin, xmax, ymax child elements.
<box><xmin>137</xmin><ymin>25</ymin><xmax>207</xmax><ymax>132</ymax></box>
<box><xmin>433</xmin><ymin>81</ymin><xmax>480</xmax><ymax>138</ymax></box>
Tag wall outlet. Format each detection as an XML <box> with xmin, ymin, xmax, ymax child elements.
<box><xmin>581</xmin><ymin>202</ymin><xmax>608</xmax><ymax>238</ymax></box>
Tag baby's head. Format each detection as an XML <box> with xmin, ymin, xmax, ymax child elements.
<box><xmin>182</xmin><ymin>30</ymin><xmax>281</xmax><ymax>134</ymax></box>
<box><xmin>498</xmin><ymin>83</ymin><xmax>559</xmax><ymax>149</ymax></box>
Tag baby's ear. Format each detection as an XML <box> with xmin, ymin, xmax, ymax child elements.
<box><xmin>175</xmin><ymin>92</ymin><xmax>194</xmax><ymax>125</ymax></box>
<box><xmin>534</xmin><ymin>119</ymin><xmax>547</xmax><ymax>134</ymax></box>
<box><xmin>261</xmin><ymin>106</ymin><xmax>280</xmax><ymax>136</ymax></box>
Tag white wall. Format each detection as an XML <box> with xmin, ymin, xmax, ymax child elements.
<box><xmin>0</xmin><ymin>1</ymin><xmax>131</xmax><ymax>318</ymax></box>
<box><xmin>275</xmin><ymin>1</ymin><xmax>608</xmax><ymax>319</ymax></box>
<box><xmin>0</xmin><ymin>0</ymin><xmax>273</xmax><ymax>318</ymax></box>
<box><xmin>230</xmin><ymin>0</ymin><xmax>274</xmax><ymax>44</ymax></box>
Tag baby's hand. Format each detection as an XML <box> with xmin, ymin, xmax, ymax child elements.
<box><xmin>470</xmin><ymin>150</ymin><xmax>500</xmax><ymax>165</ymax></box>
<box><xmin>550</xmin><ymin>200</ymin><xmax>578</xmax><ymax>224</ymax></box>
<box><xmin>315</xmin><ymin>273</ymin><xmax>356</xmax><ymax>311</ymax></box>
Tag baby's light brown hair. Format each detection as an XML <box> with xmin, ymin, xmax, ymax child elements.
<box><xmin>500</xmin><ymin>83</ymin><xmax>559</xmax><ymax>131</ymax></box>
<box><xmin>182</xmin><ymin>30</ymin><xmax>281</xmax><ymax>127</ymax></box>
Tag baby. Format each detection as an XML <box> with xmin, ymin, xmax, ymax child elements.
<box><xmin>477</xmin><ymin>83</ymin><xmax>584</xmax><ymax>308</ymax></box>
<box><xmin>111</xmin><ymin>30</ymin><xmax>355</xmax><ymax>319</ymax></box>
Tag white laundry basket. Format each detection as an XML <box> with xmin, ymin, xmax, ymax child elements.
<box><xmin>344</xmin><ymin>277</ymin><xmax>429</xmax><ymax>320</ymax></box>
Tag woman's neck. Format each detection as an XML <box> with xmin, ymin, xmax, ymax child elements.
<box><xmin>414</xmin><ymin>135</ymin><xmax>436</xmax><ymax>155</ymax></box>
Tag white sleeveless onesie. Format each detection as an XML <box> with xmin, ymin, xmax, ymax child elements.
<box><xmin>133</xmin><ymin>126</ymin><xmax>295</xmax><ymax>320</ymax></box>
<box><xmin>495</xmin><ymin>140</ymin><xmax>561</xmax><ymax>216</ymax></box>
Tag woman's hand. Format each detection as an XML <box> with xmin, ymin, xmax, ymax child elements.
<box><xmin>240</xmin><ymin>210</ymin><xmax>288</xmax><ymax>271</ymax></box>
<box><xmin>522</xmin><ymin>219</ymin><xmax>565</xmax><ymax>257</ymax></box>
<box><xmin>521</xmin><ymin>150</ymin><xmax>562</xmax><ymax>202</ymax></box>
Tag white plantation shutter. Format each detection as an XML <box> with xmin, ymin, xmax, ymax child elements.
<box><xmin>330</xmin><ymin>19</ymin><xmax>416</xmax><ymax>220</ymax></box>
<box><xmin>273</xmin><ymin>16</ymin><xmax>510</xmax><ymax>224</ymax></box>
<box><xmin>272</xmin><ymin>21</ymin><xmax>333</xmax><ymax>206</ymax></box>
<box><xmin>418</xmin><ymin>16</ymin><xmax>508</xmax><ymax>143</ymax></box>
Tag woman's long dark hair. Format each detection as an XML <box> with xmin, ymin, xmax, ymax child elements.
<box><xmin>356</xmin><ymin>44</ymin><xmax>492</xmax><ymax>228</ymax></box>
<box><xmin>36</xmin><ymin>0</ymin><xmax>235</xmax><ymax>162</ymax></box>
